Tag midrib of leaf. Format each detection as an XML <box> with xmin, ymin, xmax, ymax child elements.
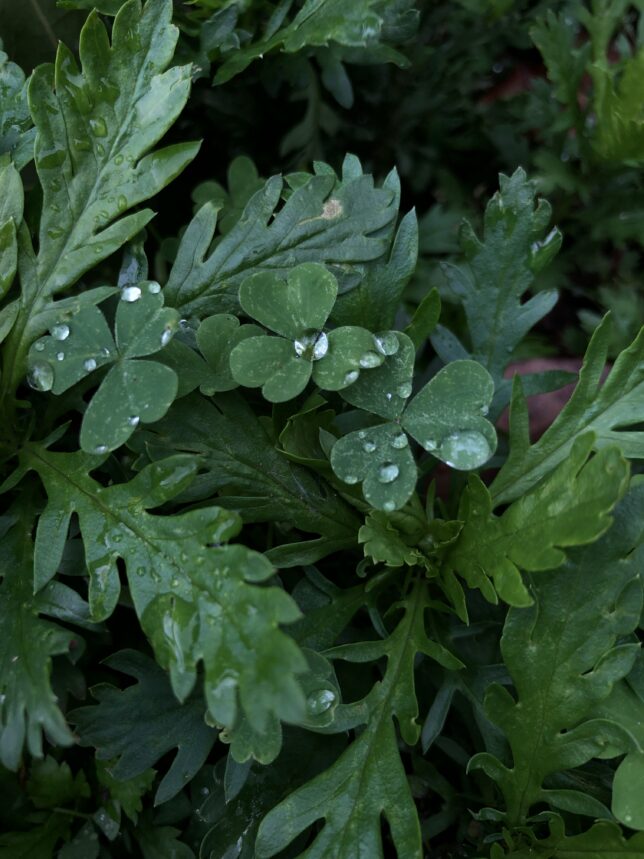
<box><xmin>1</xmin><ymin>17</ymin><xmax>162</xmax><ymax>409</ymax></box>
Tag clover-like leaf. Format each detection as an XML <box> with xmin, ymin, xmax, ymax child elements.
<box><xmin>330</xmin><ymin>422</ymin><xmax>417</xmax><ymax>512</ymax></box>
<box><xmin>240</xmin><ymin>262</ymin><xmax>338</xmax><ymax>339</ymax></box>
<box><xmin>27</xmin><ymin>283</ymin><xmax>180</xmax><ymax>453</ymax></box>
<box><xmin>196</xmin><ymin>314</ymin><xmax>262</xmax><ymax>393</ymax></box>
<box><xmin>310</xmin><ymin>325</ymin><xmax>386</xmax><ymax>391</ymax></box>
<box><xmin>339</xmin><ymin>330</ymin><xmax>414</xmax><ymax>418</ymax></box>
<box><xmin>230</xmin><ymin>336</ymin><xmax>312</xmax><ymax>403</ymax></box>
<box><xmin>402</xmin><ymin>360</ymin><xmax>496</xmax><ymax>469</ymax></box>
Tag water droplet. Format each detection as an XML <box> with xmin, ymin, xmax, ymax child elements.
<box><xmin>312</xmin><ymin>331</ymin><xmax>328</xmax><ymax>360</ymax></box>
<box><xmin>90</xmin><ymin>114</ymin><xmax>111</xmax><ymax>140</ymax></box>
<box><xmin>391</xmin><ymin>433</ymin><xmax>408</xmax><ymax>449</ymax></box>
<box><xmin>439</xmin><ymin>430</ymin><xmax>491</xmax><ymax>470</ymax></box>
<box><xmin>383</xmin><ymin>500</ymin><xmax>396</xmax><ymax>512</ymax></box>
<box><xmin>27</xmin><ymin>362</ymin><xmax>54</xmax><ymax>392</ymax></box>
<box><xmin>83</xmin><ymin>358</ymin><xmax>97</xmax><ymax>372</ymax></box>
<box><xmin>343</xmin><ymin>370</ymin><xmax>359</xmax><ymax>385</ymax></box>
<box><xmin>128</xmin><ymin>415</ymin><xmax>140</xmax><ymax>427</ymax></box>
<box><xmin>171</xmin><ymin>577</ymin><xmax>180</xmax><ymax>588</ymax></box>
<box><xmin>34</xmin><ymin>340</ymin><xmax>46</xmax><ymax>352</ymax></box>
<box><xmin>101</xmin><ymin>346</ymin><xmax>111</xmax><ymax>357</ymax></box>
<box><xmin>147</xmin><ymin>281</ymin><xmax>161</xmax><ymax>294</ymax></box>
<box><xmin>200</xmin><ymin>787</ymin><xmax>210</xmax><ymax>796</ymax></box>
<box><xmin>56</xmin><ymin>351</ymin><xmax>65</xmax><ymax>361</ymax></box>
<box><xmin>363</xmin><ymin>440</ymin><xmax>376</xmax><ymax>453</ymax></box>
<box><xmin>179</xmin><ymin>318</ymin><xmax>189</xmax><ymax>329</ymax></box>
<box><xmin>160</xmin><ymin>326</ymin><xmax>174</xmax><ymax>347</ymax></box>
<box><xmin>397</xmin><ymin>382</ymin><xmax>412</xmax><ymax>399</ymax></box>
<box><xmin>359</xmin><ymin>351</ymin><xmax>383</xmax><ymax>369</ymax></box>
<box><xmin>424</xmin><ymin>439</ymin><xmax>437</xmax><ymax>451</ymax></box>
<box><xmin>378</xmin><ymin>462</ymin><xmax>399</xmax><ymax>483</ymax></box>
<box><xmin>343</xmin><ymin>474</ymin><xmax>359</xmax><ymax>485</ymax></box>
<box><xmin>121</xmin><ymin>286</ymin><xmax>141</xmax><ymax>302</ymax></box>
<box><xmin>358</xmin><ymin>431</ymin><xmax>366</xmax><ymax>439</ymax></box>
<box><xmin>306</xmin><ymin>688</ymin><xmax>337</xmax><ymax>716</ymax></box>
<box><xmin>94</xmin><ymin>444</ymin><xmax>108</xmax><ymax>454</ymax></box>
<box><xmin>51</xmin><ymin>323</ymin><xmax>70</xmax><ymax>341</ymax></box>
<box><xmin>373</xmin><ymin>332</ymin><xmax>399</xmax><ymax>356</ymax></box>
<box><xmin>385</xmin><ymin>392</ymin><xmax>393</xmax><ymax>400</ymax></box>
<box><xmin>480</xmin><ymin>404</ymin><xmax>489</xmax><ymax>415</ymax></box>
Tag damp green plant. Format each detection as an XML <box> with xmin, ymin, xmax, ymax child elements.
<box><xmin>1</xmin><ymin>1</ymin><xmax>644</xmax><ymax>858</ymax></box>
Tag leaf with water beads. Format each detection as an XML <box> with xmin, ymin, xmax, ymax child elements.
<box><xmin>310</xmin><ymin>325</ymin><xmax>386</xmax><ymax>391</ymax></box>
<box><xmin>330</xmin><ymin>422</ymin><xmax>417</xmax><ymax>512</ymax></box>
<box><xmin>230</xmin><ymin>336</ymin><xmax>313</xmax><ymax>403</ymax></box>
<box><xmin>339</xmin><ymin>330</ymin><xmax>414</xmax><ymax>419</ymax></box>
<box><xmin>401</xmin><ymin>360</ymin><xmax>496</xmax><ymax>470</ymax></box>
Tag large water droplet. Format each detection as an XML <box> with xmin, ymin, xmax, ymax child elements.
<box><xmin>27</xmin><ymin>362</ymin><xmax>54</xmax><ymax>392</ymax></box>
<box><xmin>121</xmin><ymin>286</ymin><xmax>141</xmax><ymax>302</ymax></box>
<box><xmin>363</xmin><ymin>440</ymin><xmax>376</xmax><ymax>453</ymax></box>
<box><xmin>51</xmin><ymin>323</ymin><xmax>70</xmax><ymax>341</ymax></box>
<box><xmin>312</xmin><ymin>331</ymin><xmax>328</xmax><ymax>360</ymax></box>
<box><xmin>94</xmin><ymin>444</ymin><xmax>108</xmax><ymax>454</ymax></box>
<box><xmin>147</xmin><ymin>281</ymin><xmax>161</xmax><ymax>294</ymax></box>
<box><xmin>343</xmin><ymin>474</ymin><xmax>359</xmax><ymax>484</ymax></box>
<box><xmin>383</xmin><ymin>500</ymin><xmax>396</xmax><ymax>512</ymax></box>
<box><xmin>391</xmin><ymin>433</ymin><xmax>408</xmax><ymax>449</ymax></box>
<box><xmin>306</xmin><ymin>688</ymin><xmax>337</xmax><ymax>716</ymax></box>
<box><xmin>397</xmin><ymin>382</ymin><xmax>412</xmax><ymax>399</ymax></box>
<box><xmin>128</xmin><ymin>415</ymin><xmax>140</xmax><ymax>427</ymax></box>
<box><xmin>378</xmin><ymin>462</ymin><xmax>399</xmax><ymax>483</ymax></box>
<box><xmin>343</xmin><ymin>370</ymin><xmax>359</xmax><ymax>385</ymax></box>
<box><xmin>84</xmin><ymin>358</ymin><xmax>97</xmax><ymax>372</ymax></box>
<box><xmin>359</xmin><ymin>351</ymin><xmax>383</xmax><ymax>369</ymax></box>
<box><xmin>160</xmin><ymin>326</ymin><xmax>174</xmax><ymax>347</ymax></box>
<box><xmin>34</xmin><ymin>340</ymin><xmax>46</xmax><ymax>352</ymax></box>
<box><xmin>439</xmin><ymin>430</ymin><xmax>491</xmax><ymax>470</ymax></box>
<box><xmin>373</xmin><ymin>332</ymin><xmax>399</xmax><ymax>356</ymax></box>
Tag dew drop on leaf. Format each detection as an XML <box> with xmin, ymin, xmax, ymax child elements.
<box><xmin>439</xmin><ymin>430</ymin><xmax>491</xmax><ymax>470</ymax></box>
<box><xmin>378</xmin><ymin>462</ymin><xmax>399</xmax><ymax>483</ymax></box>
<box><xmin>343</xmin><ymin>370</ymin><xmax>359</xmax><ymax>385</ymax></box>
<box><xmin>121</xmin><ymin>286</ymin><xmax>142</xmax><ymax>302</ymax></box>
<box><xmin>27</xmin><ymin>362</ymin><xmax>54</xmax><ymax>392</ymax></box>
<box><xmin>51</xmin><ymin>323</ymin><xmax>70</xmax><ymax>341</ymax></box>
<box><xmin>306</xmin><ymin>688</ymin><xmax>336</xmax><ymax>716</ymax></box>
<box><xmin>34</xmin><ymin>340</ymin><xmax>46</xmax><ymax>352</ymax></box>
<box><xmin>89</xmin><ymin>117</ymin><xmax>108</xmax><ymax>137</ymax></box>
<box><xmin>161</xmin><ymin>326</ymin><xmax>174</xmax><ymax>347</ymax></box>
<box><xmin>128</xmin><ymin>415</ymin><xmax>140</xmax><ymax>427</ymax></box>
<box><xmin>397</xmin><ymin>382</ymin><xmax>412</xmax><ymax>399</ymax></box>
<box><xmin>373</xmin><ymin>332</ymin><xmax>399</xmax><ymax>356</ymax></box>
<box><xmin>94</xmin><ymin>444</ymin><xmax>108</xmax><ymax>454</ymax></box>
<box><xmin>343</xmin><ymin>474</ymin><xmax>359</xmax><ymax>484</ymax></box>
<box><xmin>147</xmin><ymin>281</ymin><xmax>161</xmax><ymax>294</ymax></box>
<box><xmin>391</xmin><ymin>433</ymin><xmax>408</xmax><ymax>449</ymax></box>
<box><xmin>363</xmin><ymin>440</ymin><xmax>376</xmax><ymax>453</ymax></box>
<box><xmin>56</xmin><ymin>352</ymin><xmax>65</xmax><ymax>361</ymax></box>
<box><xmin>84</xmin><ymin>358</ymin><xmax>97</xmax><ymax>372</ymax></box>
<box><xmin>359</xmin><ymin>351</ymin><xmax>383</xmax><ymax>369</ymax></box>
<box><xmin>424</xmin><ymin>439</ymin><xmax>437</xmax><ymax>451</ymax></box>
<box><xmin>312</xmin><ymin>331</ymin><xmax>328</xmax><ymax>360</ymax></box>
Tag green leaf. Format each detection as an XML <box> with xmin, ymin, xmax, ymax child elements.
<box><xmin>0</xmin><ymin>815</ymin><xmax>69</xmax><ymax>859</ymax></box>
<box><xmin>402</xmin><ymin>359</ymin><xmax>497</xmax><ymax>469</ymax></box>
<box><xmin>330</xmin><ymin>422</ymin><xmax>417</xmax><ymax>512</ymax></box>
<box><xmin>0</xmin><ymin>50</ymin><xmax>35</xmax><ymax>169</ymax></box>
<box><xmin>469</xmin><ymin>480</ymin><xmax>644</xmax><ymax>826</ymax></box>
<box><xmin>404</xmin><ymin>287</ymin><xmax>441</xmax><ymax>349</ymax></box>
<box><xmin>239</xmin><ymin>263</ymin><xmax>338</xmax><ymax>339</ymax></box>
<box><xmin>491</xmin><ymin>316</ymin><xmax>644</xmax><ymax>506</ymax></box>
<box><xmin>27</xmin><ymin>757</ymin><xmax>90</xmax><ymax>809</ymax></box>
<box><xmin>95</xmin><ymin>759</ymin><xmax>155</xmax><ymax>823</ymax></box>
<box><xmin>134</xmin><ymin>814</ymin><xmax>195</xmax><ymax>859</ymax></box>
<box><xmin>0</xmin><ymin>508</ymin><xmax>77</xmax><ymax>770</ymax></box>
<box><xmin>163</xmin><ymin>156</ymin><xmax>400</xmax><ymax>319</ymax></box>
<box><xmin>70</xmin><ymin>650</ymin><xmax>215</xmax><ymax>805</ymax></box>
<box><xmin>311</xmin><ymin>325</ymin><xmax>386</xmax><ymax>391</ymax></box>
<box><xmin>339</xmin><ymin>330</ymin><xmax>415</xmax><ymax>419</ymax></box>
<box><xmin>230</xmin><ymin>335</ymin><xmax>312</xmax><ymax>403</ymax></box>
<box><xmin>132</xmin><ymin>392</ymin><xmax>360</xmax><ymax>542</ymax></box>
<box><xmin>255</xmin><ymin>580</ymin><xmax>461</xmax><ymax>859</ymax></box>
<box><xmin>1</xmin><ymin>0</ymin><xmax>198</xmax><ymax>400</ymax></box>
<box><xmin>447</xmin><ymin>436</ymin><xmax>630</xmax><ymax>606</ymax></box>
<box><xmin>196</xmin><ymin>314</ymin><xmax>262</xmax><ymax>393</ymax></box>
<box><xmin>0</xmin><ymin>159</ymin><xmax>22</xmax><ymax>296</ymax></box>
<box><xmin>359</xmin><ymin>510</ymin><xmax>425</xmax><ymax>567</ymax></box>
<box><xmin>523</xmin><ymin>817</ymin><xmax>644</xmax><ymax>856</ymax></box>
<box><xmin>439</xmin><ymin>168</ymin><xmax>560</xmax><ymax>383</ymax></box>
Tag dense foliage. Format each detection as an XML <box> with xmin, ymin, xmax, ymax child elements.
<box><xmin>1</xmin><ymin>0</ymin><xmax>644</xmax><ymax>856</ymax></box>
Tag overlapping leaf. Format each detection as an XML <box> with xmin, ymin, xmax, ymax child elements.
<box><xmin>70</xmin><ymin>650</ymin><xmax>216</xmax><ymax>805</ymax></box>
<box><xmin>470</xmin><ymin>480</ymin><xmax>644</xmax><ymax>826</ymax></box>
<box><xmin>491</xmin><ymin>315</ymin><xmax>644</xmax><ymax>505</ymax></box>
<box><xmin>0</xmin><ymin>158</ymin><xmax>22</xmax><ymax>297</ymax></box>
<box><xmin>163</xmin><ymin>155</ymin><xmax>401</xmax><ymax>319</ymax></box>
<box><xmin>23</xmin><ymin>445</ymin><xmax>308</xmax><ymax>748</ymax></box>
<box><xmin>0</xmin><ymin>49</ymin><xmax>35</xmax><ymax>168</ymax></box>
<box><xmin>436</xmin><ymin>167</ymin><xmax>561</xmax><ymax>384</ymax></box>
<box><xmin>255</xmin><ymin>580</ymin><xmax>462</xmax><ymax>859</ymax></box>
<box><xmin>0</xmin><ymin>0</ymin><xmax>198</xmax><ymax>401</ymax></box>
<box><xmin>447</xmin><ymin>435</ymin><xmax>630</xmax><ymax>606</ymax></box>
